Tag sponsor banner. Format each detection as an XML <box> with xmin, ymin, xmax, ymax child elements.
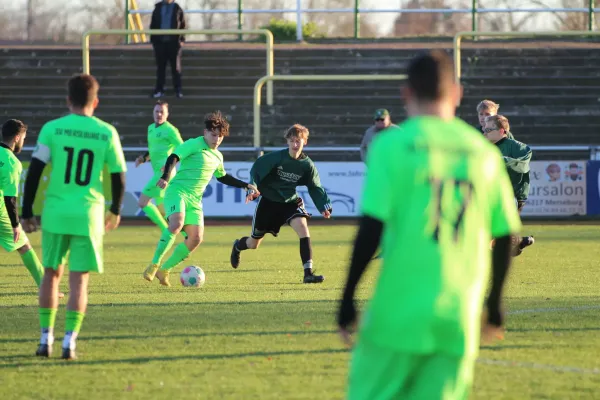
<box><xmin>585</xmin><ymin>161</ymin><xmax>600</xmax><ymax>215</ymax></box>
<box><xmin>122</xmin><ymin>162</ymin><xmax>366</xmax><ymax>217</ymax></box>
<box><xmin>522</xmin><ymin>161</ymin><xmax>586</xmax><ymax>216</ymax></box>
<box><xmin>18</xmin><ymin>160</ymin><xmax>590</xmax><ymax>218</ymax></box>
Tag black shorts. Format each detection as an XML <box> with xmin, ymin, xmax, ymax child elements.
<box><xmin>251</xmin><ymin>196</ymin><xmax>310</xmax><ymax>239</ymax></box>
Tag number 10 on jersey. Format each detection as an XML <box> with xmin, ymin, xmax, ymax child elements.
<box><xmin>64</xmin><ymin>147</ymin><xmax>94</xmax><ymax>186</ymax></box>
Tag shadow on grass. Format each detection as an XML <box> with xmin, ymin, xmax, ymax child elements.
<box><xmin>0</xmin><ymin>299</ymin><xmax>339</xmax><ymax>310</ymax></box>
<box><xmin>0</xmin><ymin>328</ymin><xmax>337</xmax><ymax>345</ymax></box>
<box><xmin>480</xmin><ymin>344</ymin><xmax>556</xmax><ymax>351</ymax></box>
<box><xmin>508</xmin><ymin>327</ymin><xmax>600</xmax><ymax>333</ymax></box>
<box><xmin>0</xmin><ymin>347</ymin><xmax>350</xmax><ymax>369</ymax></box>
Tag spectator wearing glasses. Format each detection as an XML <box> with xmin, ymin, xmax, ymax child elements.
<box><xmin>360</xmin><ymin>109</ymin><xmax>398</xmax><ymax>162</ymax></box>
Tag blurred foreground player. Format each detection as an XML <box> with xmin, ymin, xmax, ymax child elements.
<box><xmin>23</xmin><ymin>74</ymin><xmax>127</xmax><ymax>360</ymax></box>
<box><xmin>338</xmin><ymin>51</ymin><xmax>522</xmax><ymax>400</ymax></box>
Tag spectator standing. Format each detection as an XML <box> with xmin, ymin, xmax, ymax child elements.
<box><xmin>360</xmin><ymin>109</ymin><xmax>398</xmax><ymax>162</ymax></box>
<box><xmin>150</xmin><ymin>0</ymin><xmax>186</xmax><ymax>98</ymax></box>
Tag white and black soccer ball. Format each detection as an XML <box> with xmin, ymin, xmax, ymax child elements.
<box><xmin>180</xmin><ymin>266</ymin><xmax>206</xmax><ymax>287</ymax></box>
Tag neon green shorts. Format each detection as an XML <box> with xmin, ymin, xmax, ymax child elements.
<box><xmin>142</xmin><ymin>170</ymin><xmax>168</xmax><ymax>205</ymax></box>
<box><xmin>42</xmin><ymin>230</ymin><xmax>104</xmax><ymax>273</ymax></box>
<box><xmin>348</xmin><ymin>339</ymin><xmax>474</xmax><ymax>400</ymax></box>
<box><xmin>0</xmin><ymin>219</ymin><xmax>28</xmax><ymax>252</ymax></box>
<box><xmin>163</xmin><ymin>190</ymin><xmax>204</xmax><ymax>227</ymax></box>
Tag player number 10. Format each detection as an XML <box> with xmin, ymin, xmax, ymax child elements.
<box><xmin>64</xmin><ymin>147</ymin><xmax>94</xmax><ymax>186</ymax></box>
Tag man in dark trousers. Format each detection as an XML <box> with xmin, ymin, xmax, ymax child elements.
<box><xmin>150</xmin><ymin>0</ymin><xmax>186</xmax><ymax>98</ymax></box>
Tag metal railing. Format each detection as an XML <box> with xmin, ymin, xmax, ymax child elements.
<box><xmin>127</xmin><ymin>0</ymin><xmax>599</xmax><ymax>41</ymax></box>
<box><xmin>253</xmin><ymin>74</ymin><xmax>407</xmax><ymax>150</ymax></box>
<box><xmin>81</xmin><ymin>29</ymin><xmax>275</xmax><ymax>105</ymax></box>
<box><xmin>453</xmin><ymin>30</ymin><xmax>600</xmax><ymax>82</ymax></box>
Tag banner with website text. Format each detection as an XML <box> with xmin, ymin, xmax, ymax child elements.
<box><xmin>106</xmin><ymin>161</ymin><xmax>592</xmax><ymax>218</ymax></box>
<box><xmin>19</xmin><ymin>160</ymin><xmax>589</xmax><ymax>218</ymax></box>
<box><xmin>121</xmin><ymin>162</ymin><xmax>366</xmax><ymax>217</ymax></box>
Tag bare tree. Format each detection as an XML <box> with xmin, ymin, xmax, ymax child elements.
<box><xmin>477</xmin><ymin>0</ymin><xmax>542</xmax><ymax>32</ymax></box>
<box><xmin>394</xmin><ymin>0</ymin><xmax>471</xmax><ymax>36</ymax></box>
<box><xmin>530</xmin><ymin>0</ymin><xmax>594</xmax><ymax>31</ymax></box>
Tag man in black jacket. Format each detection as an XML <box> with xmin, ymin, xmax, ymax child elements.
<box><xmin>150</xmin><ymin>0</ymin><xmax>186</xmax><ymax>98</ymax></box>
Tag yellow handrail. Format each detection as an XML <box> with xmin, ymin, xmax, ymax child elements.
<box><xmin>82</xmin><ymin>29</ymin><xmax>275</xmax><ymax>105</ymax></box>
<box><xmin>253</xmin><ymin>74</ymin><xmax>407</xmax><ymax>150</ymax></box>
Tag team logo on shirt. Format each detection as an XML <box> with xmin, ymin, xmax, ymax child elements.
<box><xmin>276</xmin><ymin>167</ymin><xmax>302</xmax><ymax>183</ymax></box>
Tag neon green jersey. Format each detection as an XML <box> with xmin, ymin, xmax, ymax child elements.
<box><xmin>168</xmin><ymin>137</ymin><xmax>226</xmax><ymax>199</ymax></box>
<box><xmin>0</xmin><ymin>145</ymin><xmax>22</xmax><ymax>218</ymax></box>
<box><xmin>147</xmin><ymin>121</ymin><xmax>183</xmax><ymax>172</ymax></box>
<box><xmin>359</xmin><ymin>116</ymin><xmax>522</xmax><ymax>358</ymax></box>
<box><xmin>33</xmin><ymin>114</ymin><xmax>127</xmax><ymax>237</ymax></box>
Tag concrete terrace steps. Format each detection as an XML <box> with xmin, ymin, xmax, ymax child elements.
<box><xmin>1</xmin><ymin>45</ymin><xmax>599</xmax><ymax>149</ymax></box>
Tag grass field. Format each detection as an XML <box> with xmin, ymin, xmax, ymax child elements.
<box><xmin>1</xmin><ymin>223</ymin><xmax>599</xmax><ymax>399</ymax></box>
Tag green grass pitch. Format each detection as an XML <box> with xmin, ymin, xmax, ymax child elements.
<box><xmin>1</xmin><ymin>223</ymin><xmax>599</xmax><ymax>399</ymax></box>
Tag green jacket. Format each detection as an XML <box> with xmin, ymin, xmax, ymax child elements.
<box><xmin>494</xmin><ymin>137</ymin><xmax>532</xmax><ymax>201</ymax></box>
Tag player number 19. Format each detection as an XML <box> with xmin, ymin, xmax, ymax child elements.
<box><xmin>64</xmin><ymin>147</ymin><xmax>94</xmax><ymax>186</ymax></box>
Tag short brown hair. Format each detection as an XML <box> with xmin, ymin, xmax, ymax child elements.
<box><xmin>406</xmin><ymin>50</ymin><xmax>455</xmax><ymax>102</ymax></box>
<box><xmin>1</xmin><ymin>119</ymin><xmax>27</xmax><ymax>140</ymax></box>
<box><xmin>204</xmin><ymin>111</ymin><xmax>230</xmax><ymax>137</ymax></box>
<box><xmin>284</xmin><ymin>124</ymin><xmax>309</xmax><ymax>140</ymax></box>
<box><xmin>68</xmin><ymin>74</ymin><xmax>99</xmax><ymax>108</ymax></box>
<box><xmin>477</xmin><ymin>100</ymin><xmax>499</xmax><ymax>113</ymax></box>
<box><xmin>485</xmin><ymin>114</ymin><xmax>510</xmax><ymax>132</ymax></box>
<box><xmin>155</xmin><ymin>100</ymin><xmax>169</xmax><ymax>108</ymax></box>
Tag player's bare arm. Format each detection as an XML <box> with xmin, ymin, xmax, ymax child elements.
<box><xmin>135</xmin><ymin>151</ymin><xmax>150</xmax><ymax>167</ymax></box>
<box><xmin>338</xmin><ymin>215</ymin><xmax>384</xmax><ymax>346</ymax></box>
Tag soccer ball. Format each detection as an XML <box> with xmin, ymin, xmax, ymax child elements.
<box><xmin>180</xmin><ymin>266</ymin><xmax>206</xmax><ymax>287</ymax></box>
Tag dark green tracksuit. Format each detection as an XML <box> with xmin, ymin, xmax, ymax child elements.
<box><xmin>494</xmin><ymin>137</ymin><xmax>532</xmax><ymax>203</ymax></box>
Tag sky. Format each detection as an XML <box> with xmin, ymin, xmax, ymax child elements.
<box><xmin>5</xmin><ymin>0</ymin><xmax>593</xmax><ymax>37</ymax></box>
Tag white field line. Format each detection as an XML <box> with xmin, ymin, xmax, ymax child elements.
<box><xmin>507</xmin><ymin>305</ymin><xmax>600</xmax><ymax>315</ymax></box>
<box><xmin>477</xmin><ymin>358</ymin><xmax>600</xmax><ymax>375</ymax></box>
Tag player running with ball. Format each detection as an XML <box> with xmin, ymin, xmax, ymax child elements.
<box><xmin>230</xmin><ymin>124</ymin><xmax>333</xmax><ymax>284</ymax></box>
<box><xmin>143</xmin><ymin>111</ymin><xmax>259</xmax><ymax>286</ymax></box>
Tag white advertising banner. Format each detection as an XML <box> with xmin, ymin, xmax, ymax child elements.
<box><xmin>520</xmin><ymin>160</ymin><xmax>586</xmax><ymax>216</ymax></box>
<box><xmin>121</xmin><ymin>162</ymin><xmax>367</xmax><ymax>217</ymax></box>
<box><xmin>121</xmin><ymin>160</ymin><xmax>586</xmax><ymax>218</ymax></box>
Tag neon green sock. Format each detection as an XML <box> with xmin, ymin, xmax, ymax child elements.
<box><xmin>142</xmin><ymin>203</ymin><xmax>168</xmax><ymax>231</ymax></box>
<box><xmin>63</xmin><ymin>310</ymin><xmax>85</xmax><ymax>350</ymax></box>
<box><xmin>161</xmin><ymin>243</ymin><xmax>191</xmax><ymax>271</ymax></box>
<box><xmin>39</xmin><ymin>307</ymin><xmax>58</xmax><ymax>345</ymax></box>
<box><xmin>152</xmin><ymin>229</ymin><xmax>177</xmax><ymax>265</ymax></box>
<box><xmin>65</xmin><ymin>310</ymin><xmax>85</xmax><ymax>334</ymax></box>
<box><xmin>39</xmin><ymin>308</ymin><xmax>57</xmax><ymax>330</ymax></box>
<box><xmin>21</xmin><ymin>248</ymin><xmax>44</xmax><ymax>287</ymax></box>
